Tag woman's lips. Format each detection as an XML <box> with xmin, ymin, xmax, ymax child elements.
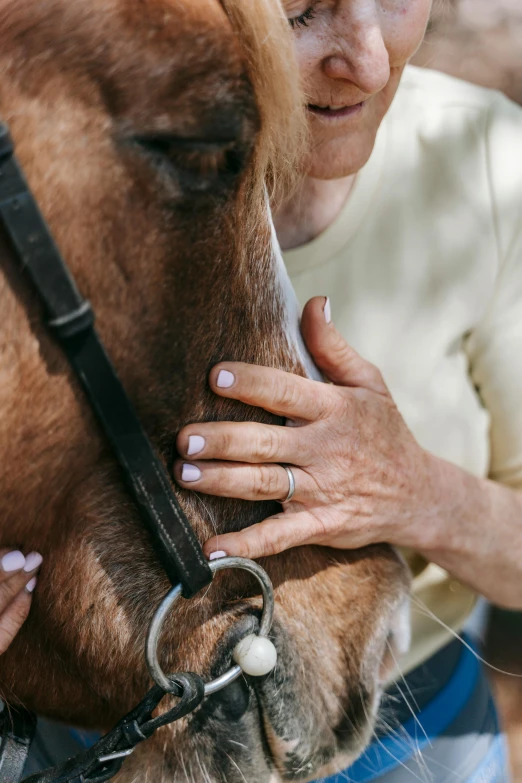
<box><xmin>307</xmin><ymin>102</ymin><xmax>364</xmax><ymax>120</ymax></box>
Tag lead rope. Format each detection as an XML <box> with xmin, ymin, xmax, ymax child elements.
<box><xmin>20</xmin><ymin>674</ymin><xmax>205</xmax><ymax>783</ymax></box>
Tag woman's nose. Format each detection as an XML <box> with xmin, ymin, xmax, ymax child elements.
<box><xmin>322</xmin><ymin>19</ymin><xmax>390</xmax><ymax>96</ymax></box>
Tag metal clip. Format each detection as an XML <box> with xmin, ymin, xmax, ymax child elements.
<box><xmin>98</xmin><ymin>748</ymin><xmax>135</xmax><ymax>764</ymax></box>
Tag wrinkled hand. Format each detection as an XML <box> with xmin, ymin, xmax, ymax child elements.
<box><xmin>175</xmin><ymin>297</ymin><xmax>439</xmax><ymax>560</ymax></box>
<box><xmin>0</xmin><ymin>550</ymin><xmax>42</xmax><ymax>654</ymax></box>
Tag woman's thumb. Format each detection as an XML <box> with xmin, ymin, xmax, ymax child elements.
<box><xmin>301</xmin><ymin>297</ymin><xmax>388</xmax><ymax>394</ymax></box>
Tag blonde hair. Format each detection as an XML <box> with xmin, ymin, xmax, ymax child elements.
<box><xmin>221</xmin><ymin>0</ymin><xmax>307</xmax><ymax>203</ymax></box>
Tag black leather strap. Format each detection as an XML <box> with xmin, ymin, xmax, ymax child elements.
<box><xmin>0</xmin><ymin>703</ymin><xmax>36</xmax><ymax>782</ymax></box>
<box><xmin>0</xmin><ymin>123</ymin><xmax>212</xmax><ymax>597</ymax></box>
<box><xmin>21</xmin><ymin>674</ymin><xmax>205</xmax><ymax>783</ymax></box>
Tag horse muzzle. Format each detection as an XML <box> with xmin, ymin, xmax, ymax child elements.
<box><xmin>186</xmin><ymin>573</ymin><xmax>411</xmax><ymax>783</ymax></box>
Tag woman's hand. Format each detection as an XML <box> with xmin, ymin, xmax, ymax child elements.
<box><xmin>174</xmin><ymin>296</ymin><xmax>522</xmax><ymax>608</ymax></box>
<box><xmin>175</xmin><ymin>296</ymin><xmax>441</xmax><ymax>560</ymax></box>
<box><xmin>0</xmin><ymin>550</ymin><xmax>42</xmax><ymax>654</ymax></box>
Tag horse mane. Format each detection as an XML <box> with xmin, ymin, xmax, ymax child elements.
<box><xmin>221</xmin><ymin>0</ymin><xmax>307</xmax><ymax>204</ymax></box>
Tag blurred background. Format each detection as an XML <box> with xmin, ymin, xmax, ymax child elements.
<box><xmin>414</xmin><ymin>0</ymin><xmax>522</xmax><ymax>104</ymax></box>
<box><xmin>412</xmin><ymin>1</ymin><xmax>522</xmax><ymax>778</ymax></box>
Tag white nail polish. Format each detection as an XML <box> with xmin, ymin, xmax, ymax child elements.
<box><xmin>324</xmin><ymin>297</ymin><xmax>332</xmax><ymax>324</ymax></box>
<box><xmin>209</xmin><ymin>550</ymin><xmax>227</xmax><ymax>561</ymax></box>
<box><xmin>23</xmin><ymin>552</ymin><xmax>43</xmax><ymax>572</ymax></box>
<box><xmin>216</xmin><ymin>370</ymin><xmax>235</xmax><ymax>388</ymax></box>
<box><xmin>1</xmin><ymin>551</ymin><xmax>25</xmax><ymax>572</ymax></box>
<box><xmin>181</xmin><ymin>463</ymin><xmax>201</xmax><ymax>482</ymax></box>
<box><xmin>187</xmin><ymin>435</ymin><xmax>205</xmax><ymax>456</ymax></box>
<box><xmin>25</xmin><ymin>576</ymin><xmax>37</xmax><ymax>593</ymax></box>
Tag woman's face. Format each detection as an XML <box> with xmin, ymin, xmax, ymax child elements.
<box><xmin>284</xmin><ymin>0</ymin><xmax>432</xmax><ymax>178</ymax></box>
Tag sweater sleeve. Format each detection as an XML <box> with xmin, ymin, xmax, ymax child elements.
<box><xmin>464</xmin><ymin>93</ymin><xmax>522</xmax><ymax>488</ymax></box>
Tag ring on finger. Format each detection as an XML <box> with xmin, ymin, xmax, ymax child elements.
<box><xmin>279</xmin><ymin>465</ymin><xmax>296</xmax><ymax>504</ymax></box>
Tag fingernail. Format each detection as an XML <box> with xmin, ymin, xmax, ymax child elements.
<box><xmin>187</xmin><ymin>435</ymin><xmax>205</xmax><ymax>456</ymax></box>
<box><xmin>25</xmin><ymin>576</ymin><xmax>37</xmax><ymax>593</ymax></box>
<box><xmin>181</xmin><ymin>463</ymin><xmax>202</xmax><ymax>482</ymax></box>
<box><xmin>209</xmin><ymin>550</ymin><xmax>227</xmax><ymax>561</ymax></box>
<box><xmin>23</xmin><ymin>552</ymin><xmax>43</xmax><ymax>573</ymax></box>
<box><xmin>216</xmin><ymin>370</ymin><xmax>235</xmax><ymax>388</ymax></box>
<box><xmin>323</xmin><ymin>297</ymin><xmax>332</xmax><ymax>324</ymax></box>
<box><xmin>1</xmin><ymin>551</ymin><xmax>25</xmax><ymax>572</ymax></box>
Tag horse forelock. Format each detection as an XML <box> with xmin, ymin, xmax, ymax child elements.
<box><xmin>219</xmin><ymin>0</ymin><xmax>307</xmax><ymax>203</ymax></box>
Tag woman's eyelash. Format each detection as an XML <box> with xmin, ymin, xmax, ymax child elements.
<box><xmin>289</xmin><ymin>7</ymin><xmax>316</xmax><ymax>29</ymax></box>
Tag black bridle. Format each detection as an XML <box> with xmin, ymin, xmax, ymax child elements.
<box><xmin>0</xmin><ymin>123</ymin><xmax>212</xmax><ymax>600</ymax></box>
<box><xmin>0</xmin><ymin>123</ymin><xmax>274</xmax><ymax>782</ymax></box>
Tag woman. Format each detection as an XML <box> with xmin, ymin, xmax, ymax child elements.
<box><xmin>174</xmin><ymin>0</ymin><xmax>522</xmax><ymax>780</ymax></box>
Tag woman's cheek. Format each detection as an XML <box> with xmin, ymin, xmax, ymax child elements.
<box><xmin>292</xmin><ymin>25</ymin><xmax>330</xmax><ymax>82</ymax></box>
<box><xmin>381</xmin><ymin>0</ymin><xmax>432</xmax><ymax>65</ymax></box>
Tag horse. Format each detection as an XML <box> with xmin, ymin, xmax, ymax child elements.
<box><xmin>0</xmin><ymin>0</ymin><xmax>410</xmax><ymax>780</ymax></box>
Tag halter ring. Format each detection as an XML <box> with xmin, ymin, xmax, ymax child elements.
<box><xmin>146</xmin><ymin>556</ymin><xmax>275</xmax><ymax>696</ymax></box>
<box><xmin>280</xmin><ymin>465</ymin><xmax>296</xmax><ymax>503</ymax></box>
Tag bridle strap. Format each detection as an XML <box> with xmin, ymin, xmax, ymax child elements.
<box><xmin>0</xmin><ymin>124</ymin><xmax>212</xmax><ymax>597</ymax></box>
<box><xmin>0</xmin><ymin>705</ymin><xmax>36</xmax><ymax>781</ymax></box>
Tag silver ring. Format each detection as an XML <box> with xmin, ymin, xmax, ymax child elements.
<box><xmin>146</xmin><ymin>556</ymin><xmax>274</xmax><ymax>696</ymax></box>
<box><xmin>280</xmin><ymin>465</ymin><xmax>296</xmax><ymax>503</ymax></box>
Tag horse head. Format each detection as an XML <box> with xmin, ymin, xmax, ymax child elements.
<box><xmin>0</xmin><ymin>0</ymin><xmax>410</xmax><ymax>780</ymax></box>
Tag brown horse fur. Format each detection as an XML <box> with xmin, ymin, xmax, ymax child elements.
<box><xmin>0</xmin><ymin>1</ymin><xmax>410</xmax><ymax>780</ymax></box>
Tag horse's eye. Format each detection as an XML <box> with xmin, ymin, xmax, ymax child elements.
<box><xmin>132</xmin><ymin>133</ymin><xmax>246</xmax><ymax>191</ymax></box>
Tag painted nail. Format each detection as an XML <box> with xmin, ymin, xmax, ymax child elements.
<box><xmin>181</xmin><ymin>463</ymin><xmax>202</xmax><ymax>482</ymax></box>
<box><xmin>23</xmin><ymin>552</ymin><xmax>43</xmax><ymax>573</ymax></box>
<box><xmin>216</xmin><ymin>370</ymin><xmax>235</xmax><ymax>388</ymax></box>
<box><xmin>1</xmin><ymin>551</ymin><xmax>25</xmax><ymax>572</ymax></box>
<box><xmin>187</xmin><ymin>435</ymin><xmax>205</xmax><ymax>456</ymax></box>
<box><xmin>323</xmin><ymin>297</ymin><xmax>332</xmax><ymax>324</ymax></box>
<box><xmin>25</xmin><ymin>576</ymin><xmax>37</xmax><ymax>593</ymax></box>
<box><xmin>209</xmin><ymin>550</ymin><xmax>227</xmax><ymax>561</ymax></box>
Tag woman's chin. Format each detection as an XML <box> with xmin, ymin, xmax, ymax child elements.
<box><xmin>305</xmin><ymin>151</ymin><xmax>371</xmax><ymax>181</ymax></box>
<box><xmin>305</xmin><ymin>131</ymin><xmax>377</xmax><ymax>180</ymax></box>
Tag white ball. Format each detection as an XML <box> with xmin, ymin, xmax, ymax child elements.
<box><xmin>232</xmin><ymin>634</ymin><xmax>277</xmax><ymax>677</ymax></box>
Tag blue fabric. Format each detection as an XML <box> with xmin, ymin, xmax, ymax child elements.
<box><xmin>467</xmin><ymin>733</ymin><xmax>510</xmax><ymax>783</ymax></box>
<box><xmin>67</xmin><ymin>728</ymin><xmax>101</xmax><ymax>749</ymax></box>
<box><xmin>316</xmin><ymin>639</ymin><xmax>490</xmax><ymax>783</ymax></box>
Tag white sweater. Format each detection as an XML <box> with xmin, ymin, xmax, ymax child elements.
<box><xmin>285</xmin><ymin>65</ymin><xmax>522</xmax><ymax>674</ymax></box>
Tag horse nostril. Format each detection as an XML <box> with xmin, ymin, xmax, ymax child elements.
<box><xmin>206</xmin><ymin>675</ymin><xmax>251</xmax><ymax>722</ymax></box>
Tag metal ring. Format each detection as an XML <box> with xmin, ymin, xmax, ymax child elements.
<box><xmin>146</xmin><ymin>556</ymin><xmax>274</xmax><ymax>696</ymax></box>
<box><xmin>280</xmin><ymin>465</ymin><xmax>296</xmax><ymax>503</ymax></box>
